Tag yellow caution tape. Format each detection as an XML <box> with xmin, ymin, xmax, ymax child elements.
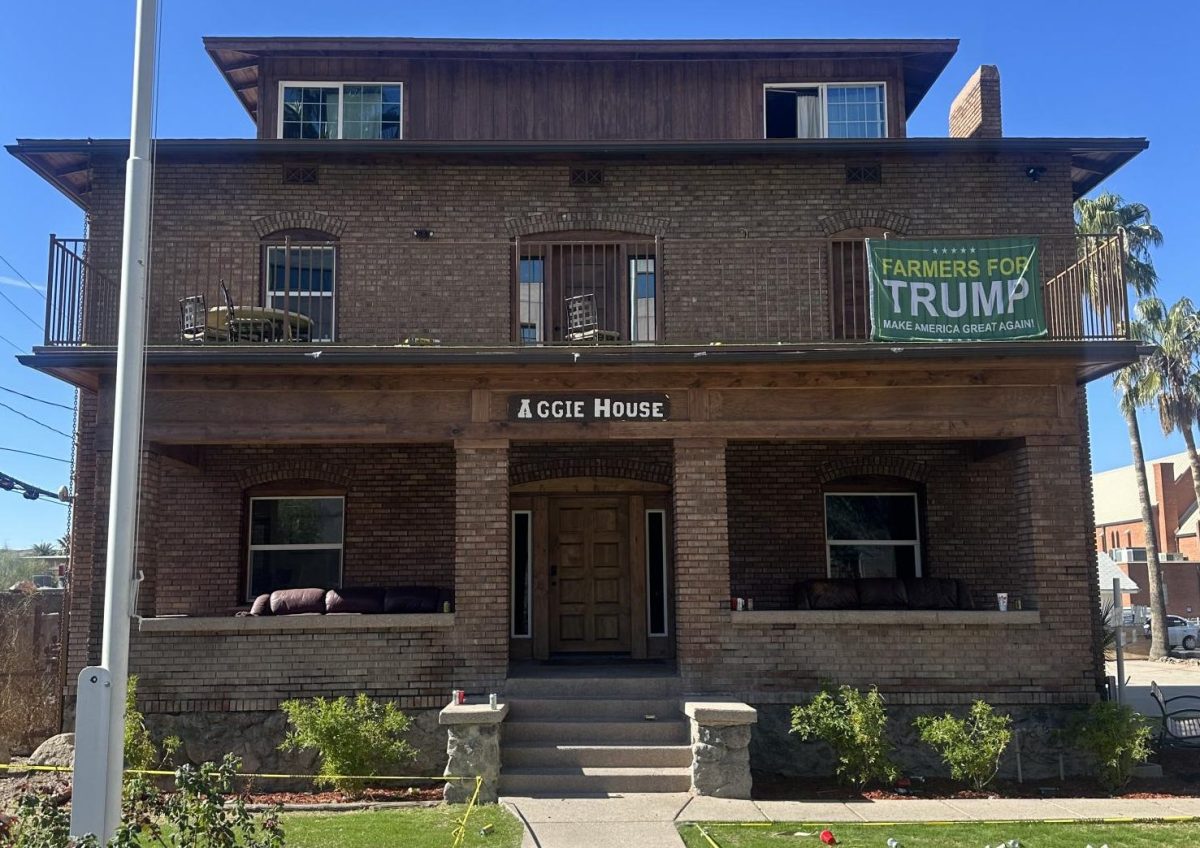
<box><xmin>0</xmin><ymin>762</ymin><xmax>477</xmax><ymax>781</ymax></box>
<box><xmin>692</xmin><ymin>823</ymin><xmax>724</xmax><ymax>848</ymax></box>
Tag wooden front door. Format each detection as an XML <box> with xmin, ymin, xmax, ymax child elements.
<box><xmin>549</xmin><ymin>496</ymin><xmax>631</xmax><ymax>653</ymax></box>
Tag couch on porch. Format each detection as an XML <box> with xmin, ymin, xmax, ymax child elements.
<box><xmin>246</xmin><ymin>586</ymin><xmax>453</xmax><ymax>616</ymax></box>
<box><xmin>794</xmin><ymin>577</ymin><xmax>974</xmax><ymax>611</ymax></box>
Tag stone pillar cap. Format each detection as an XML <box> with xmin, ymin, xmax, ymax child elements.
<box><xmin>439</xmin><ymin>702</ymin><xmax>509</xmax><ymax>725</ymax></box>
<box><xmin>684</xmin><ymin>701</ymin><xmax>758</xmax><ymax>726</ymax></box>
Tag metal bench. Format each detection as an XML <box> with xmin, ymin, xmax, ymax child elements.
<box><xmin>1150</xmin><ymin>681</ymin><xmax>1200</xmax><ymax>746</ymax></box>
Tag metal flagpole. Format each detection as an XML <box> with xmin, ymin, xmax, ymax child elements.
<box><xmin>69</xmin><ymin>0</ymin><xmax>158</xmax><ymax>840</ymax></box>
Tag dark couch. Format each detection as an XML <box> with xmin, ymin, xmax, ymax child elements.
<box><xmin>794</xmin><ymin>577</ymin><xmax>974</xmax><ymax>611</ymax></box>
<box><xmin>247</xmin><ymin>586</ymin><xmax>453</xmax><ymax>616</ymax></box>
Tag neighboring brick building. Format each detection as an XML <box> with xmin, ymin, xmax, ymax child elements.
<box><xmin>1093</xmin><ymin>451</ymin><xmax>1200</xmax><ymax>615</ymax></box>
<box><xmin>10</xmin><ymin>36</ymin><xmax>1145</xmax><ymax>790</ymax></box>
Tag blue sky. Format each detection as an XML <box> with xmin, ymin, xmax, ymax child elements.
<box><xmin>0</xmin><ymin>0</ymin><xmax>1196</xmax><ymax>547</ymax></box>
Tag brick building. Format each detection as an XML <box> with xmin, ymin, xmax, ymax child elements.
<box><xmin>10</xmin><ymin>36</ymin><xmax>1145</xmax><ymax>791</ymax></box>
<box><xmin>1094</xmin><ymin>451</ymin><xmax>1200</xmax><ymax>616</ymax></box>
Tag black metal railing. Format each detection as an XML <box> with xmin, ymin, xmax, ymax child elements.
<box><xmin>41</xmin><ymin>232</ymin><xmax>1131</xmax><ymax>348</ymax></box>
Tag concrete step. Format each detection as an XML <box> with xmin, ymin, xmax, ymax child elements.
<box><xmin>507</xmin><ymin>697</ymin><xmax>682</xmax><ymax>722</ymax></box>
<box><xmin>504</xmin><ymin>675</ymin><xmax>681</xmax><ymax>700</ymax></box>
<box><xmin>503</xmin><ymin>719</ymin><xmax>690</xmax><ymax>745</ymax></box>
<box><xmin>503</xmin><ymin>744</ymin><xmax>692</xmax><ymax>769</ymax></box>
<box><xmin>498</xmin><ymin>766</ymin><xmax>692</xmax><ymax>795</ymax></box>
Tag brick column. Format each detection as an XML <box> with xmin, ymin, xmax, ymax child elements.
<box><xmin>673</xmin><ymin>439</ymin><xmax>731</xmax><ymax>689</ymax></box>
<box><xmin>453</xmin><ymin>440</ymin><xmax>509</xmax><ymax>694</ymax></box>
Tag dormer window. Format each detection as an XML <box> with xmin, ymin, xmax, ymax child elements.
<box><xmin>279</xmin><ymin>82</ymin><xmax>403</xmax><ymax>139</ymax></box>
<box><xmin>764</xmin><ymin>83</ymin><xmax>886</xmax><ymax>139</ymax></box>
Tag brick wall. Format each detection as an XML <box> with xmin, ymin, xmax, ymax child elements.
<box><xmin>145</xmin><ymin>444</ymin><xmax>454</xmax><ymax>615</ymax></box>
<box><xmin>510</xmin><ymin>441</ymin><xmax>672</xmax><ymax>485</ymax></box>
<box><xmin>81</xmin><ymin>149</ymin><xmax>1075</xmax><ymax>346</ymax></box>
<box><xmin>726</xmin><ymin>441</ymin><xmax>1024</xmax><ymax>610</ymax></box>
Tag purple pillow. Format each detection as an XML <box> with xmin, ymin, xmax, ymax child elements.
<box><xmin>249</xmin><ymin>594</ymin><xmax>273</xmax><ymax>616</ymax></box>
<box><xmin>326</xmin><ymin>588</ymin><xmax>385</xmax><ymax>614</ymax></box>
<box><xmin>269</xmin><ymin>588</ymin><xmax>327</xmax><ymax>615</ymax></box>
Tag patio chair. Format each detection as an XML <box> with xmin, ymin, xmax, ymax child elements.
<box><xmin>565</xmin><ymin>293</ymin><xmax>619</xmax><ymax>343</ymax></box>
<box><xmin>1149</xmin><ymin>681</ymin><xmax>1200</xmax><ymax>747</ymax></box>
<box><xmin>178</xmin><ymin>294</ymin><xmax>212</xmax><ymax>342</ymax></box>
<box><xmin>220</xmin><ymin>279</ymin><xmax>276</xmax><ymax>342</ymax></box>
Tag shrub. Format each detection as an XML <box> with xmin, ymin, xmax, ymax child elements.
<box><xmin>790</xmin><ymin>684</ymin><xmax>897</xmax><ymax>788</ymax></box>
<box><xmin>1070</xmin><ymin>700</ymin><xmax>1153</xmax><ymax>792</ymax></box>
<box><xmin>914</xmin><ymin>701</ymin><xmax>1012</xmax><ymax>790</ymax></box>
<box><xmin>279</xmin><ymin>693</ymin><xmax>416</xmax><ymax>797</ymax></box>
<box><xmin>2</xmin><ymin>755</ymin><xmax>282</xmax><ymax>848</ymax></box>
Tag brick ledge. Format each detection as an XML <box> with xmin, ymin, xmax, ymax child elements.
<box><xmin>137</xmin><ymin>613</ymin><xmax>455</xmax><ymax>634</ymax></box>
<box><xmin>730</xmin><ymin>609</ymin><xmax>1040</xmax><ymax>626</ymax></box>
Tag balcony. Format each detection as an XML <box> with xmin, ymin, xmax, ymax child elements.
<box><xmin>42</xmin><ymin>232</ymin><xmax>1130</xmax><ymax>349</ymax></box>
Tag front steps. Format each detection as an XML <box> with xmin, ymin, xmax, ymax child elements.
<box><xmin>499</xmin><ymin>668</ymin><xmax>691</xmax><ymax>795</ymax></box>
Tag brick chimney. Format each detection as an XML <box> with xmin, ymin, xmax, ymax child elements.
<box><xmin>949</xmin><ymin>65</ymin><xmax>1002</xmax><ymax>138</ymax></box>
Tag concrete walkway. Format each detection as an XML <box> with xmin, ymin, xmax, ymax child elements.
<box><xmin>503</xmin><ymin>793</ymin><xmax>1200</xmax><ymax>848</ymax></box>
<box><xmin>1108</xmin><ymin>658</ymin><xmax>1200</xmax><ymax>717</ymax></box>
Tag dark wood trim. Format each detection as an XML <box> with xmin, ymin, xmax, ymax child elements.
<box><xmin>630</xmin><ymin>493</ymin><xmax>647</xmax><ymax>659</ymax></box>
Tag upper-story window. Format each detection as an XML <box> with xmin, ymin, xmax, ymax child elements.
<box><xmin>262</xmin><ymin>234</ymin><xmax>337</xmax><ymax>342</ymax></box>
<box><xmin>279</xmin><ymin>82</ymin><xmax>403</xmax><ymax>139</ymax></box>
<box><xmin>764</xmin><ymin>83</ymin><xmax>886</xmax><ymax>139</ymax></box>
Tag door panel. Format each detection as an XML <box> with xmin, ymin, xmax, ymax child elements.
<box><xmin>550</xmin><ymin>497</ymin><xmax>631</xmax><ymax>652</ymax></box>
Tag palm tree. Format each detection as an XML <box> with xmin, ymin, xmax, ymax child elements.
<box><xmin>1074</xmin><ymin>192</ymin><xmax>1163</xmax><ymax>296</ymax></box>
<box><xmin>1114</xmin><ymin>359</ymin><xmax>1170</xmax><ymax>659</ymax></box>
<box><xmin>29</xmin><ymin>542</ymin><xmax>57</xmax><ymax>557</ymax></box>
<box><xmin>1075</xmin><ymin>193</ymin><xmax>1167</xmax><ymax>658</ymax></box>
<box><xmin>1134</xmin><ymin>296</ymin><xmax>1200</xmax><ymax>529</ymax></box>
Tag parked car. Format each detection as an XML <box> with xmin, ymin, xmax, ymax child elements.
<box><xmin>1143</xmin><ymin>615</ymin><xmax>1200</xmax><ymax>650</ymax></box>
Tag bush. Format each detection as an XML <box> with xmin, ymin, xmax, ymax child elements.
<box><xmin>1070</xmin><ymin>700</ymin><xmax>1153</xmax><ymax>792</ymax></box>
<box><xmin>790</xmin><ymin>684</ymin><xmax>897</xmax><ymax>788</ymax></box>
<box><xmin>123</xmin><ymin>676</ymin><xmax>179</xmax><ymax>785</ymax></box>
<box><xmin>914</xmin><ymin>701</ymin><xmax>1012</xmax><ymax>790</ymax></box>
<box><xmin>1</xmin><ymin>755</ymin><xmax>283</xmax><ymax>848</ymax></box>
<box><xmin>279</xmin><ymin>693</ymin><xmax>416</xmax><ymax>798</ymax></box>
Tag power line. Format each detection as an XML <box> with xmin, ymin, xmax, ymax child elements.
<box><xmin>0</xmin><ymin>470</ymin><xmax>69</xmax><ymax>505</ymax></box>
<box><xmin>0</xmin><ymin>447</ymin><xmax>71</xmax><ymax>464</ymax></box>
<box><xmin>0</xmin><ymin>333</ymin><xmax>27</xmax><ymax>354</ymax></box>
<box><xmin>0</xmin><ymin>385</ymin><xmax>74</xmax><ymax>411</ymax></box>
<box><xmin>0</xmin><ymin>286</ymin><xmax>42</xmax><ymax>331</ymax></box>
<box><xmin>0</xmin><ymin>401</ymin><xmax>73</xmax><ymax>439</ymax></box>
<box><xmin>0</xmin><ymin>251</ymin><xmax>45</xmax><ymax>301</ymax></box>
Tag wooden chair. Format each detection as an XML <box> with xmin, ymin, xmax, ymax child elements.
<box><xmin>1150</xmin><ymin>681</ymin><xmax>1200</xmax><ymax>746</ymax></box>
<box><xmin>178</xmin><ymin>294</ymin><xmax>210</xmax><ymax>342</ymax></box>
<box><xmin>565</xmin><ymin>294</ymin><xmax>619</xmax><ymax>343</ymax></box>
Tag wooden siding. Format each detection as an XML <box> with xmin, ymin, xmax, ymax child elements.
<box><xmin>258</xmin><ymin>57</ymin><xmax>906</xmax><ymax>141</ymax></box>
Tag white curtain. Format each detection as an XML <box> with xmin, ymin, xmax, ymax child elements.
<box><xmin>796</xmin><ymin>90</ymin><xmax>821</xmax><ymax>139</ymax></box>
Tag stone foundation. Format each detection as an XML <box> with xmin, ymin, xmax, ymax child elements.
<box><xmin>686</xmin><ymin>702</ymin><xmax>757</xmax><ymax>798</ymax></box>
<box><xmin>750</xmin><ymin>703</ymin><xmax>1092</xmax><ymax>781</ymax></box>
<box><xmin>143</xmin><ymin>707</ymin><xmax>445</xmax><ymax>791</ymax></box>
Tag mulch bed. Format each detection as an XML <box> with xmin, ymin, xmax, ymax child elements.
<box><xmin>243</xmin><ymin>785</ymin><xmax>444</xmax><ymax>805</ymax></box>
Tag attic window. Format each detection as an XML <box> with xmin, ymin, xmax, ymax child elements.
<box><xmin>570</xmin><ymin>168</ymin><xmax>604</xmax><ymax>187</ymax></box>
<box><xmin>845</xmin><ymin>164</ymin><xmax>882</xmax><ymax>184</ymax></box>
<box><xmin>279</xmin><ymin>82</ymin><xmax>403</xmax><ymax>139</ymax></box>
<box><xmin>282</xmin><ymin>164</ymin><xmax>319</xmax><ymax>184</ymax></box>
<box><xmin>764</xmin><ymin>83</ymin><xmax>887</xmax><ymax>139</ymax></box>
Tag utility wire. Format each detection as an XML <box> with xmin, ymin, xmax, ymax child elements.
<box><xmin>0</xmin><ymin>470</ymin><xmax>69</xmax><ymax>504</ymax></box>
<box><xmin>0</xmin><ymin>401</ymin><xmax>73</xmax><ymax>439</ymax></box>
<box><xmin>0</xmin><ymin>286</ymin><xmax>43</xmax><ymax>331</ymax></box>
<box><xmin>0</xmin><ymin>251</ymin><xmax>45</xmax><ymax>300</ymax></box>
<box><xmin>0</xmin><ymin>385</ymin><xmax>74</xmax><ymax>411</ymax></box>
<box><xmin>0</xmin><ymin>332</ymin><xmax>27</xmax><ymax>354</ymax></box>
<box><xmin>0</xmin><ymin>447</ymin><xmax>71</xmax><ymax>464</ymax></box>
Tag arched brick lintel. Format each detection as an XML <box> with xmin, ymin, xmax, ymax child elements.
<box><xmin>818</xmin><ymin>456</ymin><xmax>929</xmax><ymax>485</ymax></box>
<box><xmin>252</xmin><ymin>211</ymin><xmax>348</xmax><ymax>240</ymax></box>
<box><xmin>237</xmin><ymin>460</ymin><xmax>355</xmax><ymax>490</ymax></box>
<box><xmin>818</xmin><ymin>209</ymin><xmax>911</xmax><ymax>236</ymax></box>
<box><xmin>510</xmin><ymin>457</ymin><xmax>673</xmax><ymax>487</ymax></box>
<box><xmin>504</xmin><ymin>210</ymin><xmax>671</xmax><ymax>238</ymax></box>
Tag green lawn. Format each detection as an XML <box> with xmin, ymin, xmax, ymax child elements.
<box><xmin>282</xmin><ymin>804</ymin><xmax>524</xmax><ymax>848</ymax></box>
<box><xmin>678</xmin><ymin>820</ymin><xmax>1200</xmax><ymax>848</ymax></box>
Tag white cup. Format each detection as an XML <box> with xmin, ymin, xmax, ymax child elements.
<box><xmin>997</xmin><ymin>593</ymin><xmax>1009</xmax><ymax>612</ymax></box>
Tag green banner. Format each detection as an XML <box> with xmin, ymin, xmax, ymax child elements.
<box><xmin>867</xmin><ymin>237</ymin><xmax>1046</xmax><ymax>342</ymax></box>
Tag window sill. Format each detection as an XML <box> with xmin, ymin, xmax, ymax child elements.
<box><xmin>730</xmin><ymin>609</ymin><xmax>1040</xmax><ymax>626</ymax></box>
<box><xmin>137</xmin><ymin>613</ymin><xmax>455</xmax><ymax>634</ymax></box>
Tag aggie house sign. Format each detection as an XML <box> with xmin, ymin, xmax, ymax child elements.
<box><xmin>508</xmin><ymin>394</ymin><xmax>670</xmax><ymax>422</ymax></box>
<box><xmin>867</xmin><ymin>237</ymin><xmax>1047</xmax><ymax>342</ymax></box>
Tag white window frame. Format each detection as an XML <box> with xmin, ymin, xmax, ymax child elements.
<box><xmin>646</xmin><ymin>509</ymin><xmax>669</xmax><ymax>637</ymax></box>
<box><xmin>823</xmin><ymin>491</ymin><xmax>921</xmax><ymax>579</ymax></box>
<box><xmin>264</xmin><ymin>244</ymin><xmax>337</xmax><ymax>342</ymax></box>
<box><xmin>511</xmin><ymin>510</ymin><xmax>533</xmax><ymax>638</ymax></box>
<box><xmin>277</xmin><ymin>81</ymin><xmax>405</xmax><ymax>140</ymax></box>
<box><xmin>762</xmin><ymin>82</ymin><xmax>888</xmax><ymax>139</ymax></box>
<box><xmin>246</xmin><ymin>495</ymin><xmax>346</xmax><ymax>601</ymax></box>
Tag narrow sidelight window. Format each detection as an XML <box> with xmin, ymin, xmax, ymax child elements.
<box><xmin>824</xmin><ymin>492</ymin><xmax>920</xmax><ymax>579</ymax></box>
<box><xmin>280</xmin><ymin>82</ymin><xmax>403</xmax><ymax>139</ymax></box>
<box><xmin>512</xmin><ymin>511</ymin><xmax>532</xmax><ymax>637</ymax></box>
<box><xmin>247</xmin><ymin>496</ymin><xmax>344</xmax><ymax>599</ymax></box>
<box><xmin>764</xmin><ymin>83</ymin><xmax>886</xmax><ymax>139</ymax></box>
<box><xmin>646</xmin><ymin>509</ymin><xmax>668</xmax><ymax>636</ymax></box>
